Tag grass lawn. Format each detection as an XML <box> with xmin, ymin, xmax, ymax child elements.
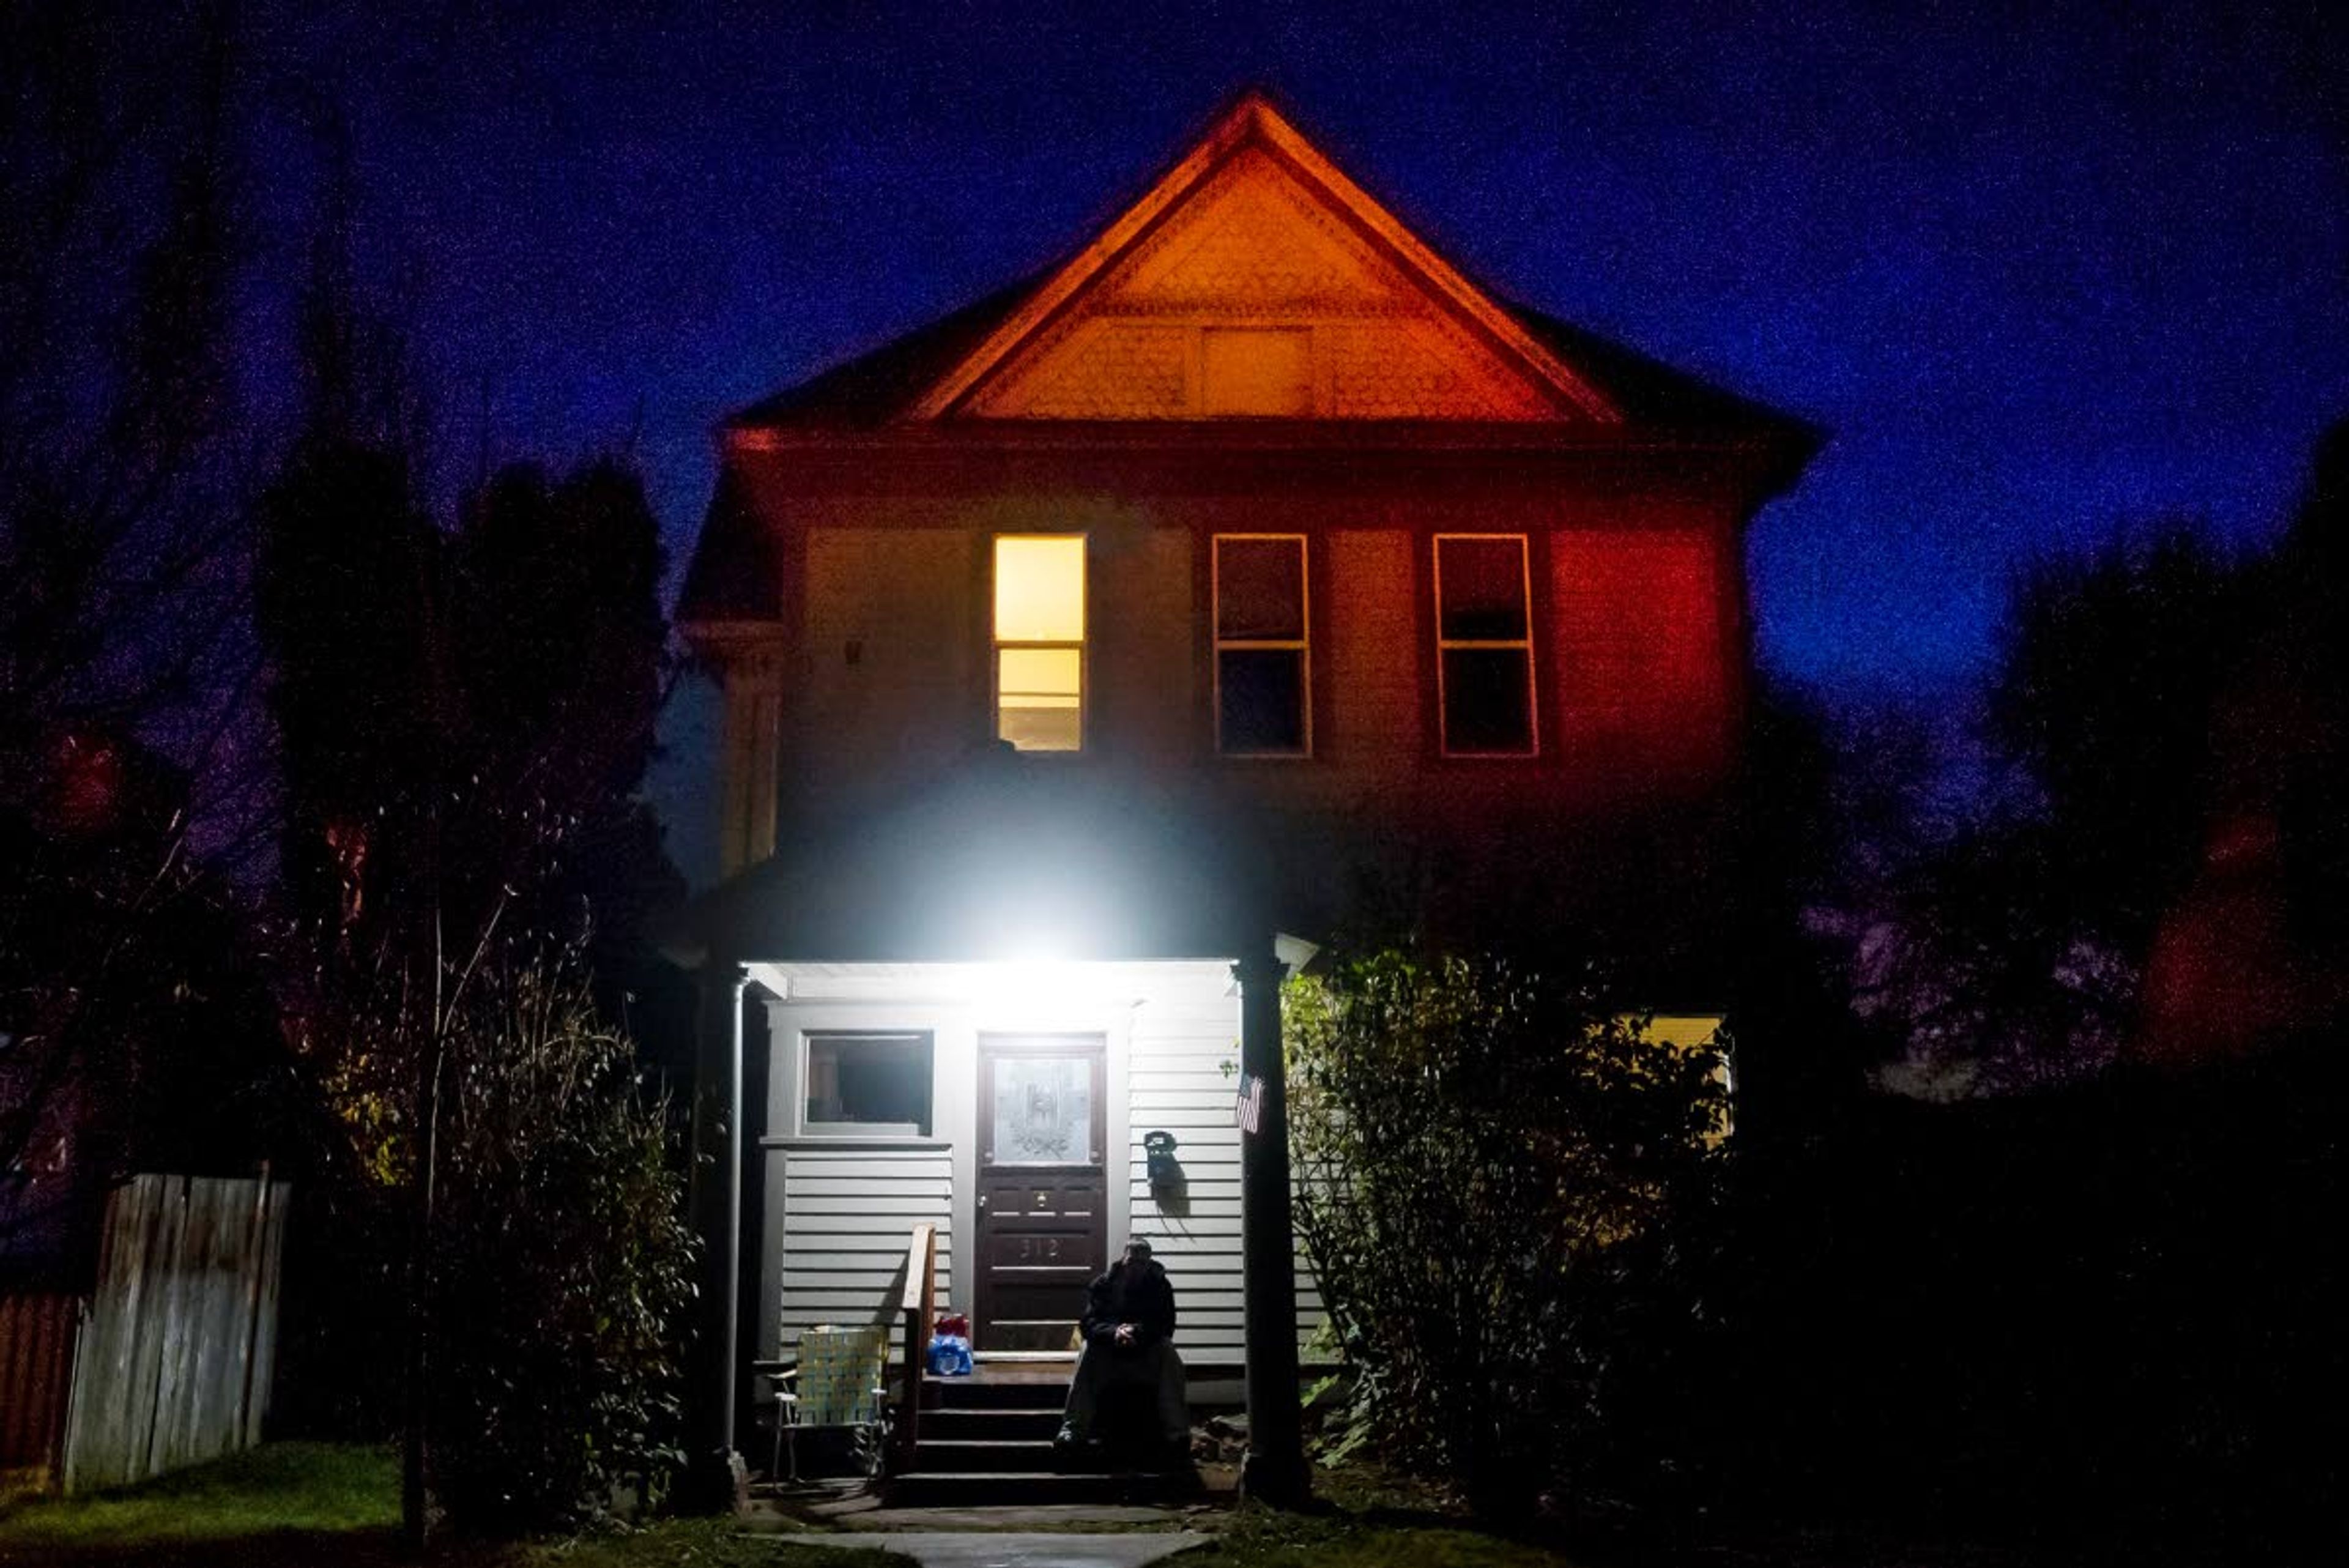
<box><xmin>0</xmin><ymin>1443</ymin><xmax>396</xmax><ymax>1552</ymax></box>
<box><xmin>0</xmin><ymin>1443</ymin><xmax>1593</xmax><ymax>1568</ymax></box>
<box><xmin>1191</xmin><ymin>1504</ymin><xmax>1582</xmax><ymax>1568</ymax></box>
<box><xmin>0</xmin><ymin>1444</ymin><xmax>909</xmax><ymax>1568</ymax></box>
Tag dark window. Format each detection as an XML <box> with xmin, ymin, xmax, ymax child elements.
<box><xmin>804</xmin><ymin>1032</ymin><xmax>932</xmax><ymax>1134</ymax></box>
<box><xmin>1214</xmin><ymin>535</ymin><xmax>1309</xmax><ymax>754</ymax></box>
<box><xmin>1435</xmin><ymin>535</ymin><xmax>1536</xmax><ymax>756</ymax></box>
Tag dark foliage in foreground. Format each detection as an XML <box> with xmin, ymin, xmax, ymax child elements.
<box><xmin>0</xmin><ymin>764</ymin><xmax>283</xmax><ymax>1268</ymax></box>
<box><xmin>256</xmin><ymin>435</ymin><xmax>677</xmax><ymax>982</ymax></box>
<box><xmin>1841</xmin><ymin>417</ymin><xmax>2349</xmax><ymax>1094</ymax></box>
<box><xmin>256</xmin><ymin>316</ymin><xmax>688</xmax><ymax>1534</ymax></box>
<box><xmin>1285</xmin><ymin>951</ymin><xmax>1731</xmax><ymax>1520</ymax></box>
<box><xmin>279</xmin><ymin>925</ymin><xmax>697</xmax><ymax>1535</ymax></box>
<box><xmin>1707</xmin><ymin>1035</ymin><xmax>2346</xmax><ymax>1564</ymax></box>
<box><xmin>424</xmin><ymin>948</ymin><xmax>698</xmax><ymax>1530</ymax></box>
<box><xmin>0</xmin><ymin>2</ymin><xmax>287</xmax><ymax>1251</ymax></box>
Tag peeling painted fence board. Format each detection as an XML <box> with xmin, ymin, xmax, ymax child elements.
<box><xmin>0</xmin><ymin>1291</ymin><xmax>80</xmax><ymax>1493</ymax></box>
<box><xmin>243</xmin><ymin>1175</ymin><xmax>287</xmax><ymax>1448</ymax></box>
<box><xmin>50</xmin><ymin>1173</ymin><xmax>291</xmax><ymax>1495</ymax></box>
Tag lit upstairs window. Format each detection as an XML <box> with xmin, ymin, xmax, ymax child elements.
<box><xmin>995</xmin><ymin>534</ymin><xmax>1085</xmax><ymax>751</ymax></box>
<box><xmin>1434</xmin><ymin>534</ymin><xmax>1537</xmax><ymax>756</ymax></box>
<box><xmin>1215</xmin><ymin>534</ymin><xmax>1309</xmax><ymax>755</ymax></box>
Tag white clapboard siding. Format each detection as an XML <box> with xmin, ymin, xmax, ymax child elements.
<box><xmin>774</xmin><ymin>1144</ymin><xmax>953</xmax><ymax>1354</ymax></box>
<box><xmin>755</xmin><ymin>961</ymin><xmax>1326</xmax><ymax>1369</ymax></box>
<box><xmin>1127</xmin><ymin>1106</ymin><xmax>1258</xmax><ymax>1129</ymax></box>
<box><xmin>1124</xmin><ymin>962</ymin><xmax>1324</xmax><ymax>1361</ymax></box>
<box><xmin>789</xmin><ymin>1177</ymin><xmax>952</xmax><ymax>1198</ymax></box>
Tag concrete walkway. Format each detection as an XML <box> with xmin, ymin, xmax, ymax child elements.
<box><xmin>845</xmin><ymin>1531</ymin><xmax>1209</xmax><ymax>1568</ymax></box>
<box><xmin>831</xmin><ymin>1505</ymin><xmax>1200</xmax><ymax>1529</ymax></box>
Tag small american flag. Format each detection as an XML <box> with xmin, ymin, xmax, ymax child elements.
<box><xmin>1234</xmin><ymin>1074</ymin><xmax>1265</xmax><ymax>1135</ymax></box>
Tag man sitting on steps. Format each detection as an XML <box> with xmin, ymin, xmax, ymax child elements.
<box><xmin>1055</xmin><ymin>1236</ymin><xmax>1189</xmax><ymax>1465</ymax></box>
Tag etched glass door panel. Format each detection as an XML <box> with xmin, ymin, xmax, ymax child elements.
<box><xmin>974</xmin><ymin>1035</ymin><xmax>1107</xmax><ymax>1350</ymax></box>
<box><xmin>990</xmin><ymin>1055</ymin><xmax>1094</xmax><ymax>1166</ymax></box>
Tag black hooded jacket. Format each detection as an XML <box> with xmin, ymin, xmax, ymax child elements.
<box><xmin>1081</xmin><ymin>1255</ymin><xmax>1176</xmax><ymax>1351</ymax></box>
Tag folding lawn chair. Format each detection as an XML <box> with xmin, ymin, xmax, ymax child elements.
<box><xmin>770</xmin><ymin>1323</ymin><xmax>891</xmax><ymax>1482</ymax></box>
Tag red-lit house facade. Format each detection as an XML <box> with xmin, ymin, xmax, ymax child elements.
<box><xmin>670</xmin><ymin>93</ymin><xmax>1816</xmax><ymax>1487</ymax></box>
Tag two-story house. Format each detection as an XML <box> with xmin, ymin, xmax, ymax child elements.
<box><xmin>668</xmin><ymin>92</ymin><xmax>1816</xmax><ymax>1493</ymax></box>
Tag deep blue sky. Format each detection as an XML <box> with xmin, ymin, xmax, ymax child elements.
<box><xmin>246</xmin><ymin>1</ymin><xmax>2348</xmax><ymax>871</ymax></box>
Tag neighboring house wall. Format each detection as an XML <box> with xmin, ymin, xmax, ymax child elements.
<box><xmin>753</xmin><ymin>962</ymin><xmax>1323</xmax><ymax>1366</ymax></box>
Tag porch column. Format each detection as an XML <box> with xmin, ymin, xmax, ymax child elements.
<box><xmin>685</xmin><ymin>959</ymin><xmax>748</xmax><ymax>1507</ymax></box>
<box><xmin>1234</xmin><ymin>941</ymin><xmax>1308</xmax><ymax>1506</ymax></box>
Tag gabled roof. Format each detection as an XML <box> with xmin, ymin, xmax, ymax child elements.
<box><xmin>723</xmin><ymin>92</ymin><xmax>1812</xmax><ymax>443</ymax></box>
<box><xmin>904</xmin><ymin>91</ymin><xmax>1614</xmax><ymax>423</ymax></box>
<box><xmin>689</xmin><ymin>95</ymin><xmax>1821</xmax><ymax>629</ymax></box>
<box><xmin>726</xmin><ymin>276</ymin><xmax>1044</xmax><ymax>430</ymax></box>
<box><xmin>674</xmin><ymin>464</ymin><xmax>782</xmax><ymax>624</ymax></box>
<box><xmin>727</xmin><ymin>284</ymin><xmax>1805</xmax><ymax>440</ymax></box>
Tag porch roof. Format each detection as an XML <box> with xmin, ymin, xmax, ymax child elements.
<box><xmin>662</xmin><ymin>751</ymin><xmax>1276</xmax><ymax>967</ymax></box>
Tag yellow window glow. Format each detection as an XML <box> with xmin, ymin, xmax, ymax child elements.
<box><xmin>995</xmin><ymin>535</ymin><xmax>1086</xmax><ymax>751</ymax></box>
<box><xmin>998</xmin><ymin>646</ymin><xmax>1082</xmax><ymax>700</ymax></box>
<box><xmin>994</xmin><ymin>537</ymin><xmax>1086</xmax><ymax>642</ymax></box>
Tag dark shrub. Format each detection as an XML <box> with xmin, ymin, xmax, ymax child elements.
<box><xmin>1285</xmin><ymin>949</ymin><xmax>1731</xmax><ymax>1518</ymax></box>
<box><xmin>422</xmin><ymin>951</ymin><xmax>698</xmax><ymax>1532</ymax></box>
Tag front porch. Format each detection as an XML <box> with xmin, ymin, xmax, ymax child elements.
<box><xmin>749</xmin><ymin>958</ymin><xmax>1313</xmax><ymax>1369</ymax></box>
<box><xmin>666</xmin><ymin>759</ymin><xmax>1318</xmax><ymax>1503</ymax></box>
<box><xmin>736</xmin><ymin>952</ymin><xmax>1320</xmax><ymax>1503</ymax></box>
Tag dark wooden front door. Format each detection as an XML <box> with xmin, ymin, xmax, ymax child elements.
<box><xmin>974</xmin><ymin>1034</ymin><xmax>1108</xmax><ymax>1351</ymax></box>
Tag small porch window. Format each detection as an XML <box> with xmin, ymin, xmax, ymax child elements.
<box><xmin>994</xmin><ymin>535</ymin><xmax>1085</xmax><ymax>752</ymax></box>
<box><xmin>803</xmin><ymin>1031</ymin><xmax>933</xmax><ymax>1135</ymax></box>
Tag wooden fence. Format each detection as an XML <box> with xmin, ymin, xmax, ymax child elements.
<box><xmin>40</xmin><ymin>1173</ymin><xmax>292</xmax><ymax>1494</ymax></box>
<box><xmin>0</xmin><ymin>1290</ymin><xmax>81</xmax><ymax>1496</ymax></box>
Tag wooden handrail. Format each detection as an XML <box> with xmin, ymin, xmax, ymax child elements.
<box><xmin>892</xmin><ymin>1222</ymin><xmax>936</xmax><ymax>1473</ymax></box>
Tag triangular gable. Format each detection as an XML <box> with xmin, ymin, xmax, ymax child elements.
<box><xmin>908</xmin><ymin>94</ymin><xmax>1619</xmax><ymax>424</ymax></box>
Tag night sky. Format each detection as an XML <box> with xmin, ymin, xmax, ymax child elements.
<box><xmin>243</xmin><ymin>1</ymin><xmax>2349</xmax><ymax>877</ymax></box>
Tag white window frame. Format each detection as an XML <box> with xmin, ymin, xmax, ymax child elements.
<box><xmin>1212</xmin><ymin>532</ymin><xmax>1312</xmax><ymax>757</ymax></box>
<box><xmin>1433</xmin><ymin>532</ymin><xmax>1539</xmax><ymax>758</ymax></box>
<box><xmin>992</xmin><ymin>533</ymin><xmax>1088</xmax><ymax>753</ymax></box>
<box><xmin>798</xmin><ymin>1028</ymin><xmax>936</xmax><ymax>1138</ymax></box>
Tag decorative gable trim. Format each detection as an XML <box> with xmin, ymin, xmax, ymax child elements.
<box><xmin>905</xmin><ymin>92</ymin><xmax>1620</xmax><ymax>424</ymax></box>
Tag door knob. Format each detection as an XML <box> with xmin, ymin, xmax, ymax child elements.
<box><xmin>978</xmin><ymin>1194</ymin><xmax>989</xmax><ymax>1211</ymax></box>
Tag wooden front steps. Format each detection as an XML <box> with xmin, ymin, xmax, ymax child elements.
<box><xmin>886</xmin><ymin>1362</ymin><xmax>1195</xmax><ymax>1508</ymax></box>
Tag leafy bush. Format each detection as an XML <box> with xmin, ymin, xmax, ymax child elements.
<box><xmin>289</xmin><ymin>938</ymin><xmax>697</xmax><ymax>1535</ymax></box>
<box><xmin>1285</xmin><ymin>950</ymin><xmax>1731</xmax><ymax>1518</ymax></box>
<box><xmin>422</xmin><ymin>948</ymin><xmax>698</xmax><ymax>1531</ymax></box>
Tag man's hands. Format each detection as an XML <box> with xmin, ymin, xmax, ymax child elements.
<box><xmin>1113</xmin><ymin>1322</ymin><xmax>1136</xmax><ymax>1347</ymax></box>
